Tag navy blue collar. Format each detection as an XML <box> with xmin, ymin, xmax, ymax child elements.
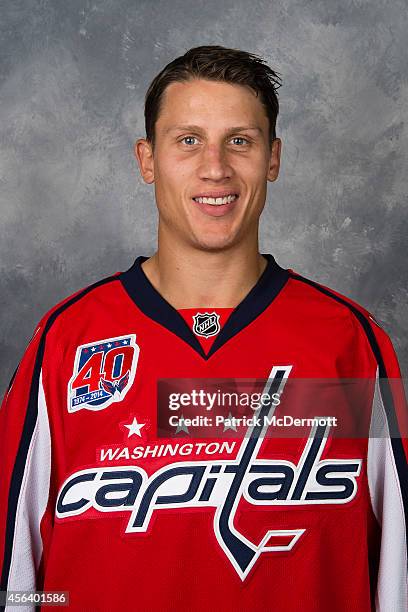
<box><xmin>119</xmin><ymin>253</ymin><xmax>289</xmax><ymax>360</ymax></box>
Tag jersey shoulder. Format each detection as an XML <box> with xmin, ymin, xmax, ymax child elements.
<box><xmin>286</xmin><ymin>267</ymin><xmax>402</xmax><ymax>378</ymax></box>
<box><xmin>32</xmin><ymin>269</ymin><xmax>122</xmax><ymax>340</ymax></box>
<box><xmin>287</xmin><ymin>267</ymin><xmax>383</xmax><ymax>328</ymax></box>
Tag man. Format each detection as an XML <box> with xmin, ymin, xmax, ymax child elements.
<box><xmin>0</xmin><ymin>45</ymin><xmax>406</xmax><ymax>611</ymax></box>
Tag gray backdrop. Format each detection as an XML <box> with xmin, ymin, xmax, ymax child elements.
<box><xmin>1</xmin><ymin>0</ymin><xmax>407</xmax><ymax>397</ymax></box>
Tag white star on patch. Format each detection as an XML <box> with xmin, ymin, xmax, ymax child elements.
<box><xmin>124</xmin><ymin>417</ymin><xmax>145</xmax><ymax>438</ymax></box>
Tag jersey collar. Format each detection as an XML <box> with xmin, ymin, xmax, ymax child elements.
<box><xmin>119</xmin><ymin>253</ymin><xmax>289</xmax><ymax>361</ymax></box>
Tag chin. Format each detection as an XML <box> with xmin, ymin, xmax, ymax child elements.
<box><xmin>189</xmin><ymin>233</ymin><xmax>238</xmax><ymax>252</ymax></box>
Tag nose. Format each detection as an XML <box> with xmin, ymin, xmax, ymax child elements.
<box><xmin>197</xmin><ymin>143</ymin><xmax>233</xmax><ymax>182</ymax></box>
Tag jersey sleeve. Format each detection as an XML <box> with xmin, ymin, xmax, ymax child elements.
<box><xmin>366</xmin><ymin>322</ymin><xmax>408</xmax><ymax>611</ymax></box>
<box><xmin>0</xmin><ymin>316</ymin><xmax>54</xmax><ymax>609</ymax></box>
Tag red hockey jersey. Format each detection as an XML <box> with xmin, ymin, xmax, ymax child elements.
<box><xmin>1</xmin><ymin>253</ymin><xmax>407</xmax><ymax>611</ymax></box>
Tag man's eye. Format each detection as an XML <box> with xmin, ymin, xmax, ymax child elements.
<box><xmin>231</xmin><ymin>137</ymin><xmax>249</xmax><ymax>145</ymax></box>
<box><xmin>180</xmin><ymin>136</ymin><xmax>199</xmax><ymax>145</ymax></box>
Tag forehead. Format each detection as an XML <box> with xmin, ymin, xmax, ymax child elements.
<box><xmin>156</xmin><ymin>79</ymin><xmax>269</xmax><ymax>132</ymax></box>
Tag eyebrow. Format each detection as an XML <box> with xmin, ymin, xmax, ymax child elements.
<box><xmin>164</xmin><ymin>124</ymin><xmax>262</xmax><ymax>135</ymax></box>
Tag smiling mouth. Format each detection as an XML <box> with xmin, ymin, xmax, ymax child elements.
<box><xmin>192</xmin><ymin>194</ymin><xmax>239</xmax><ymax>206</ymax></box>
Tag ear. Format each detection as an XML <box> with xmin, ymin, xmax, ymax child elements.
<box><xmin>267</xmin><ymin>138</ymin><xmax>281</xmax><ymax>182</ymax></box>
<box><xmin>134</xmin><ymin>138</ymin><xmax>155</xmax><ymax>184</ymax></box>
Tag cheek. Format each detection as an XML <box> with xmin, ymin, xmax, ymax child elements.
<box><xmin>156</xmin><ymin>155</ymin><xmax>192</xmax><ymax>188</ymax></box>
<box><xmin>237</xmin><ymin>165</ymin><xmax>266</xmax><ymax>191</ymax></box>
<box><xmin>235</xmin><ymin>151</ymin><xmax>269</xmax><ymax>179</ymax></box>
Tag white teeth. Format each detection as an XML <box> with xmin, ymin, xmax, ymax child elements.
<box><xmin>193</xmin><ymin>195</ymin><xmax>237</xmax><ymax>206</ymax></box>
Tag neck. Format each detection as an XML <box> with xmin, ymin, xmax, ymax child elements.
<box><xmin>141</xmin><ymin>242</ymin><xmax>268</xmax><ymax>310</ymax></box>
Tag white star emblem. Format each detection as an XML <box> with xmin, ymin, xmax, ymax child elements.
<box><xmin>91</xmin><ymin>347</ymin><xmax>96</xmax><ymax>352</ymax></box>
<box><xmin>107</xmin><ymin>343</ymin><xmax>112</xmax><ymax>347</ymax></box>
<box><xmin>124</xmin><ymin>417</ymin><xmax>145</xmax><ymax>438</ymax></box>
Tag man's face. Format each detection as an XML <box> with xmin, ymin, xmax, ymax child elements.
<box><xmin>135</xmin><ymin>78</ymin><xmax>281</xmax><ymax>251</ymax></box>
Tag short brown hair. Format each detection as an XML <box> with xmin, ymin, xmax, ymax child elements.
<box><xmin>144</xmin><ymin>45</ymin><xmax>282</xmax><ymax>150</ymax></box>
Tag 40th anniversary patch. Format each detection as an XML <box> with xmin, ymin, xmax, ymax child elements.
<box><xmin>67</xmin><ymin>334</ymin><xmax>140</xmax><ymax>412</ymax></box>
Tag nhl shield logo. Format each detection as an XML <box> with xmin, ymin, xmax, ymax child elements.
<box><xmin>67</xmin><ymin>334</ymin><xmax>139</xmax><ymax>412</ymax></box>
<box><xmin>192</xmin><ymin>312</ymin><xmax>221</xmax><ymax>338</ymax></box>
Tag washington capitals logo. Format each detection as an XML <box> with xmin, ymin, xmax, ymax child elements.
<box><xmin>58</xmin><ymin>366</ymin><xmax>362</xmax><ymax>579</ymax></box>
<box><xmin>192</xmin><ymin>312</ymin><xmax>221</xmax><ymax>338</ymax></box>
<box><xmin>100</xmin><ymin>371</ymin><xmax>130</xmax><ymax>397</ymax></box>
<box><xmin>67</xmin><ymin>334</ymin><xmax>139</xmax><ymax>412</ymax></box>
